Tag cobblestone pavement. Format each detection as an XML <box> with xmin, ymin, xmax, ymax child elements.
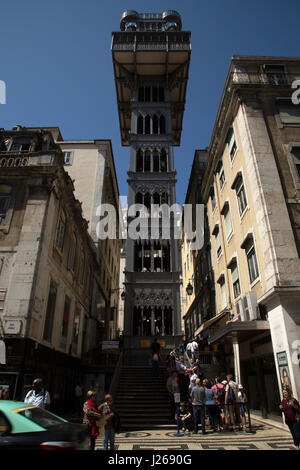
<box><xmin>95</xmin><ymin>419</ymin><xmax>295</xmax><ymax>451</ymax></box>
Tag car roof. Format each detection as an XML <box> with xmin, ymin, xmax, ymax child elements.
<box><xmin>0</xmin><ymin>400</ymin><xmax>34</xmax><ymax>412</ymax></box>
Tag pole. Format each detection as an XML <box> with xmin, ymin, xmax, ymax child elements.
<box><xmin>246</xmin><ymin>405</ymin><xmax>256</xmax><ymax>434</ymax></box>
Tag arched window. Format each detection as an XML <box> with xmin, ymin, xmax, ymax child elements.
<box><xmin>145</xmin><ymin>115</ymin><xmax>151</xmax><ymax>134</ymax></box>
<box><xmin>160</xmin><ymin>149</ymin><xmax>167</xmax><ymax>172</ymax></box>
<box><xmin>138</xmin><ymin>87</ymin><xmax>144</xmax><ymax>102</ymax></box>
<box><xmin>137</xmin><ymin>115</ymin><xmax>144</xmax><ymax>134</ymax></box>
<box><xmin>144</xmin><ymin>193</ymin><xmax>151</xmax><ymax>212</ymax></box>
<box><xmin>135</xmin><ymin>192</ymin><xmax>143</xmax><ymax>205</ymax></box>
<box><xmin>159</xmin><ymin>87</ymin><xmax>165</xmax><ymax>102</ymax></box>
<box><xmin>152</xmin><ymin>115</ymin><xmax>159</xmax><ymax>134</ymax></box>
<box><xmin>162</xmin><ymin>242</ymin><xmax>171</xmax><ymax>272</ymax></box>
<box><xmin>153</xmin><ymin>149</ymin><xmax>160</xmax><ymax>172</ymax></box>
<box><xmin>144</xmin><ymin>150</ymin><xmax>151</xmax><ymax>172</ymax></box>
<box><xmin>136</xmin><ymin>149</ymin><xmax>143</xmax><ymax>172</ymax></box>
<box><xmin>153</xmin><ymin>192</ymin><xmax>160</xmax><ymax>205</ymax></box>
<box><xmin>143</xmin><ymin>242</ymin><xmax>151</xmax><ymax>271</ymax></box>
<box><xmin>145</xmin><ymin>87</ymin><xmax>151</xmax><ymax>102</ymax></box>
<box><xmin>159</xmin><ymin>115</ymin><xmax>166</xmax><ymax>134</ymax></box>
<box><xmin>134</xmin><ymin>243</ymin><xmax>142</xmax><ymax>272</ymax></box>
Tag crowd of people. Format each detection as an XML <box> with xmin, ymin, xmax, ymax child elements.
<box><xmin>165</xmin><ymin>347</ymin><xmax>250</xmax><ymax>435</ymax></box>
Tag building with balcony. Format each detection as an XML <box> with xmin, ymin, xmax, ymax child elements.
<box><xmin>0</xmin><ymin>127</ymin><xmax>105</xmax><ymax>407</ymax></box>
<box><xmin>195</xmin><ymin>56</ymin><xmax>300</xmax><ymax>420</ymax></box>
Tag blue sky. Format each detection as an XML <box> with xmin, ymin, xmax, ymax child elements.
<box><xmin>1</xmin><ymin>0</ymin><xmax>299</xmax><ymax>203</ymax></box>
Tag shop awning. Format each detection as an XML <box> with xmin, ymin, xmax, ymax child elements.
<box><xmin>194</xmin><ymin>310</ymin><xmax>230</xmax><ymax>337</ymax></box>
<box><xmin>208</xmin><ymin>320</ymin><xmax>270</xmax><ymax>344</ymax></box>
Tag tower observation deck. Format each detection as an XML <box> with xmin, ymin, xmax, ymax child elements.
<box><xmin>111</xmin><ymin>11</ymin><xmax>191</xmax><ymax>351</ymax></box>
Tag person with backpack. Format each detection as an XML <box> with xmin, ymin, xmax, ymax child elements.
<box><xmin>211</xmin><ymin>377</ymin><xmax>225</xmax><ymax>432</ymax></box>
<box><xmin>224</xmin><ymin>374</ymin><xmax>240</xmax><ymax>431</ymax></box>
<box><xmin>24</xmin><ymin>378</ymin><xmax>50</xmax><ymax>410</ymax></box>
<box><xmin>237</xmin><ymin>384</ymin><xmax>248</xmax><ymax>431</ymax></box>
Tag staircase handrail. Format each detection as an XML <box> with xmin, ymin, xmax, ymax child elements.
<box><xmin>109</xmin><ymin>349</ymin><xmax>124</xmax><ymax>399</ymax></box>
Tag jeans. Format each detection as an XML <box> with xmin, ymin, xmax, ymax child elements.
<box><xmin>287</xmin><ymin>422</ymin><xmax>300</xmax><ymax>447</ymax></box>
<box><xmin>193</xmin><ymin>405</ymin><xmax>206</xmax><ymax>434</ymax></box>
<box><xmin>152</xmin><ymin>359</ymin><xmax>159</xmax><ymax>377</ymax></box>
<box><xmin>206</xmin><ymin>405</ymin><xmax>217</xmax><ymax>427</ymax></box>
<box><xmin>103</xmin><ymin>429</ymin><xmax>115</xmax><ymax>450</ymax></box>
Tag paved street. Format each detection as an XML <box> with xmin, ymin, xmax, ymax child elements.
<box><xmin>94</xmin><ymin>418</ymin><xmax>295</xmax><ymax>451</ymax></box>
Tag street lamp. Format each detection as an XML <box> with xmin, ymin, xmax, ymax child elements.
<box><xmin>111</xmin><ymin>287</ymin><xmax>125</xmax><ymax>301</ymax></box>
<box><xmin>186</xmin><ymin>280</ymin><xmax>193</xmax><ymax>296</ymax></box>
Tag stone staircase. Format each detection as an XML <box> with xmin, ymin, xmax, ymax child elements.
<box><xmin>115</xmin><ymin>365</ymin><xmax>172</xmax><ymax>430</ymax></box>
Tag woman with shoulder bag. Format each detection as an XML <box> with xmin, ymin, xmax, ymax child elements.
<box><xmin>83</xmin><ymin>390</ymin><xmax>102</xmax><ymax>450</ymax></box>
<box><xmin>280</xmin><ymin>389</ymin><xmax>300</xmax><ymax>450</ymax></box>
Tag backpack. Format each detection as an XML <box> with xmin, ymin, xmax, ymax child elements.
<box><xmin>214</xmin><ymin>384</ymin><xmax>225</xmax><ymax>404</ymax></box>
<box><xmin>227</xmin><ymin>384</ymin><xmax>236</xmax><ymax>404</ymax></box>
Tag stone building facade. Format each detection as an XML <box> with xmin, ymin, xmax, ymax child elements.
<box><xmin>189</xmin><ymin>56</ymin><xmax>300</xmax><ymax>420</ymax></box>
<box><xmin>0</xmin><ymin>127</ymin><xmax>104</xmax><ymax>407</ymax></box>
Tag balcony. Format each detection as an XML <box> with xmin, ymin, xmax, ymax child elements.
<box><xmin>231</xmin><ymin>71</ymin><xmax>293</xmax><ymax>87</ymax></box>
<box><xmin>0</xmin><ymin>151</ymin><xmax>62</xmax><ymax>168</ymax></box>
<box><xmin>112</xmin><ymin>31</ymin><xmax>191</xmax><ymax>52</ymax></box>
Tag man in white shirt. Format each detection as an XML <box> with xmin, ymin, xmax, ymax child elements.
<box><xmin>24</xmin><ymin>378</ymin><xmax>50</xmax><ymax>410</ymax></box>
<box><xmin>186</xmin><ymin>339</ymin><xmax>198</xmax><ymax>360</ymax></box>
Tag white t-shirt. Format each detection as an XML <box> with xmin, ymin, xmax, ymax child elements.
<box><xmin>24</xmin><ymin>389</ymin><xmax>51</xmax><ymax>409</ymax></box>
<box><xmin>187</xmin><ymin>341</ymin><xmax>198</xmax><ymax>353</ymax></box>
<box><xmin>238</xmin><ymin>391</ymin><xmax>247</xmax><ymax>403</ymax></box>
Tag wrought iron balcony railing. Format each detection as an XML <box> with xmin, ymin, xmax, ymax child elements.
<box><xmin>231</xmin><ymin>71</ymin><xmax>294</xmax><ymax>87</ymax></box>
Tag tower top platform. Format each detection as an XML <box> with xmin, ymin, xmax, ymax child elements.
<box><xmin>111</xmin><ymin>11</ymin><xmax>191</xmax><ymax>146</ymax></box>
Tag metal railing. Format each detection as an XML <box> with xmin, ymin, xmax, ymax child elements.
<box><xmin>231</xmin><ymin>71</ymin><xmax>293</xmax><ymax>87</ymax></box>
<box><xmin>109</xmin><ymin>350</ymin><xmax>124</xmax><ymax>399</ymax></box>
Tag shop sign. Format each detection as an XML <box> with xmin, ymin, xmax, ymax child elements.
<box><xmin>101</xmin><ymin>341</ymin><xmax>119</xmax><ymax>350</ymax></box>
<box><xmin>3</xmin><ymin>320</ymin><xmax>22</xmax><ymax>335</ymax></box>
<box><xmin>0</xmin><ymin>340</ymin><xmax>6</xmax><ymax>364</ymax></box>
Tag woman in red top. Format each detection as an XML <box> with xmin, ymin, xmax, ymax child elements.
<box><xmin>280</xmin><ymin>389</ymin><xmax>300</xmax><ymax>449</ymax></box>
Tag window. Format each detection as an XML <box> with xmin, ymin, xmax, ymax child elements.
<box><xmin>229</xmin><ymin>261</ymin><xmax>241</xmax><ymax>299</ymax></box>
<box><xmin>291</xmin><ymin>147</ymin><xmax>300</xmax><ymax>180</ymax></box>
<box><xmin>60</xmin><ymin>296</ymin><xmax>71</xmax><ymax>347</ymax></box>
<box><xmin>221</xmin><ymin>202</ymin><xmax>233</xmax><ymax>239</ymax></box>
<box><xmin>43</xmin><ymin>279</ymin><xmax>57</xmax><ymax>342</ymax></box>
<box><xmin>219</xmin><ymin>166</ymin><xmax>225</xmax><ymax>189</ymax></box>
<box><xmin>68</xmin><ymin>233</ymin><xmax>77</xmax><ymax>271</ymax></box>
<box><xmin>226</xmin><ymin>127</ymin><xmax>238</xmax><ymax>161</ymax></box>
<box><xmin>247</xmin><ymin>245</ymin><xmax>259</xmax><ymax>283</ymax></box>
<box><xmin>213</xmin><ymin>225</ymin><xmax>222</xmax><ymax>259</ymax></box>
<box><xmin>218</xmin><ymin>276</ymin><xmax>227</xmax><ymax>310</ymax></box>
<box><xmin>55</xmin><ymin>210</ymin><xmax>66</xmax><ymax>253</ymax></box>
<box><xmin>232</xmin><ymin>172</ymin><xmax>248</xmax><ymax>216</ymax></box>
<box><xmin>210</xmin><ymin>186</ymin><xmax>216</xmax><ymax>212</ymax></box>
<box><xmin>79</xmin><ymin>251</ymin><xmax>85</xmax><ymax>285</ymax></box>
<box><xmin>242</xmin><ymin>234</ymin><xmax>259</xmax><ymax>284</ymax></box>
<box><xmin>63</xmin><ymin>151</ymin><xmax>73</xmax><ymax>165</ymax></box>
<box><xmin>277</xmin><ymin>100</ymin><xmax>300</xmax><ymax>125</ymax></box>
<box><xmin>160</xmin><ymin>149</ymin><xmax>167</xmax><ymax>172</ymax></box>
<box><xmin>71</xmin><ymin>305</ymin><xmax>81</xmax><ymax>354</ymax></box>
<box><xmin>0</xmin><ymin>195</ymin><xmax>10</xmax><ymax>226</ymax></box>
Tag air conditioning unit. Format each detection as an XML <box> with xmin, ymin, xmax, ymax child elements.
<box><xmin>243</xmin><ymin>292</ymin><xmax>259</xmax><ymax>320</ymax></box>
<box><xmin>235</xmin><ymin>299</ymin><xmax>246</xmax><ymax>321</ymax></box>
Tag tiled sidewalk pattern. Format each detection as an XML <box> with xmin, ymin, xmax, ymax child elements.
<box><xmin>95</xmin><ymin>419</ymin><xmax>295</xmax><ymax>451</ymax></box>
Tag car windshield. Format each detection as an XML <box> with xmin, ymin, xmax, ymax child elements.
<box><xmin>15</xmin><ymin>407</ymin><xmax>65</xmax><ymax>429</ymax></box>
